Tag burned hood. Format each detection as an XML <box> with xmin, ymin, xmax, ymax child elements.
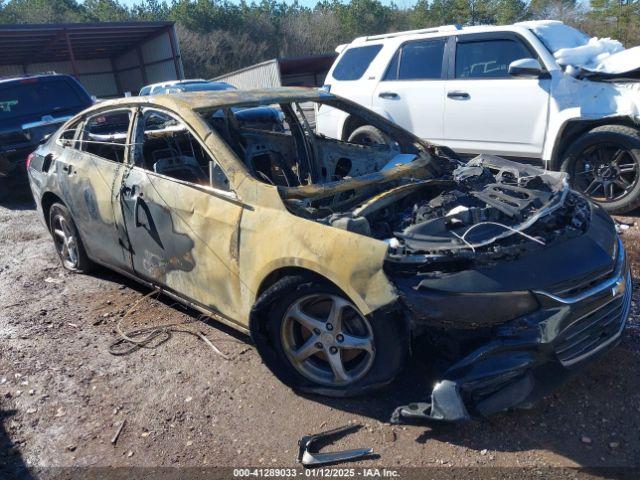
<box><xmin>311</xmin><ymin>155</ymin><xmax>617</xmax><ymax>290</ymax></box>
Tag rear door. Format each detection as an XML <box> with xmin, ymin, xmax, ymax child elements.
<box><xmin>371</xmin><ymin>37</ymin><xmax>447</xmax><ymax>142</ymax></box>
<box><xmin>57</xmin><ymin>109</ymin><xmax>132</xmax><ymax>271</ymax></box>
<box><xmin>443</xmin><ymin>33</ymin><xmax>551</xmax><ymax>160</ymax></box>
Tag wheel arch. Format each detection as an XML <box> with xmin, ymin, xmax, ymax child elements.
<box><xmin>249</xmin><ymin>265</ymin><xmax>369</xmax><ymax>340</ymax></box>
<box><xmin>340</xmin><ymin>108</ymin><xmax>394</xmax><ymax>141</ymax></box>
<box><xmin>341</xmin><ymin>114</ymin><xmax>367</xmax><ymax>141</ymax></box>
<box><xmin>549</xmin><ymin>116</ymin><xmax>640</xmax><ymax>170</ymax></box>
<box><xmin>41</xmin><ymin>191</ymin><xmax>66</xmax><ymax>229</ymax></box>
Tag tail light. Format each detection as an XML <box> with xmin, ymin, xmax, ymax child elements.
<box><xmin>26</xmin><ymin>152</ymin><xmax>34</xmax><ymax>170</ymax></box>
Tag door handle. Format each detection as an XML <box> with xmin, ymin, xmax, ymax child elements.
<box><xmin>121</xmin><ymin>184</ymin><xmax>137</xmax><ymax>197</ymax></box>
<box><xmin>61</xmin><ymin>163</ymin><xmax>72</xmax><ymax>174</ymax></box>
<box><xmin>447</xmin><ymin>91</ymin><xmax>470</xmax><ymax>100</ymax></box>
<box><xmin>134</xmin><ymin>193</ymin><xmax>145</xmax><ymax>227</ymax></box>
<box><xmin>378</xmin><ymin>91</ymin><xmax>399</xmax><ymax>99</ymax></box>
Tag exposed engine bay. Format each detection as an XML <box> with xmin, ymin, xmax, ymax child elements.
<box><xmin>288</xmin><ymin>155</ymin><xmax>590</xmax><ymax>270</ymax></box>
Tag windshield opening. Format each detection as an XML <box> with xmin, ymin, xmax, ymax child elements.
<box><xmin>526</xmin><ymin>22</ymin><xmax>590</xmax><ymax>54</ymax></box>
<box><xmin>198</xmin><ymin>99</ymin><xmax>426</xmax><ymax>193</ymax></box>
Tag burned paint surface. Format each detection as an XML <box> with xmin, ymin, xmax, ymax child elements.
<box><xmin>27</xmin><ymin>88</ymin><xmax>405</xmax><ymax>329</ymax></box>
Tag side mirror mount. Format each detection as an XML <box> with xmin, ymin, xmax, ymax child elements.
<box><xmin>509</xmin><ymin>58</ymin><xmax>544</xmax><ymax>78</ymax></box>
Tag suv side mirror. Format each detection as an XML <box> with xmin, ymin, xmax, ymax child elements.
<box><xmin>509</xmin><ymin>58</ymin><xmax>544</xmax><ymax>78</ymax></box>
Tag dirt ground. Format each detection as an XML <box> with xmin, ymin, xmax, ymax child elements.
<box><xmin>1</xmin><ymin>179</ymin><xmax>639</xmax><ymax>479</ymax></box>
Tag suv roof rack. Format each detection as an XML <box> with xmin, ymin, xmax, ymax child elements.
<box><xmin>363</xmin><ymin>24</ymin><xmax>462</xmax><ymax>42</ymax></box>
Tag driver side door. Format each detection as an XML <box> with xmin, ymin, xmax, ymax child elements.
<box><xmin>119</xmin><ymin>107</ymin><xmax>245</xmax><ymax>324</ymax></box>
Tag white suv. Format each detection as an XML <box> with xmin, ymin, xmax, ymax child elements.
<box><xmin>317</xmin><ymin>21</ymin><xmax>640</xmax><ymax>213</ymax></box>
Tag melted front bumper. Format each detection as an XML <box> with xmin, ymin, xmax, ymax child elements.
<box><xmin>392</xmin><ymin>238</ymin><xmax>631</xmax><ymax>423</ymax></box>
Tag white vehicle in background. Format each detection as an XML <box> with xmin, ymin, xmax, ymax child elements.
<box><xmin>138</xmin><ymin>78</ymin><xmax>209</xmax><ymax>95</ymax></box>
<box><xmin>318</xmin><ymin>21</ymin><xmax>640</xmax><ymax>213</ymax></box>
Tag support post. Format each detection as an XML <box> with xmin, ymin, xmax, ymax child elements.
<box><xmin>167</xmin><ymin>25</ymin><xmax>183</xmax><ymax>80</ymax></box>
<box><xmin>136</xmin><ymin>46</ymin><xmax>148</xmax><ymax>85</ymax></box>
<box><xmin>64</xmin><ymin>29</ymin><xmax>79</xmax><ymax>78</ymax></box>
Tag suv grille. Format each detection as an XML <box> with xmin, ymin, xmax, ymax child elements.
<box><xmin>555</xmin><ymin>277</ymin><xmax>631</xmax><ymax>366</ymax></box>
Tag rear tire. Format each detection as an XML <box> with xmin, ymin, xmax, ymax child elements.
<box><xmin>560</xmin><ymin>125</ymin><xmax>640</xmax><ymax>214</ymax></box>
<box><xmin>253</xmin><ymin>275</ymin><xmax>409</xmax><ymax>397</ymax></box>
<box><xmin>347</xmin><ymin>125</ymin><xmax>391</xmax><ymax>146</ymax></box>
<box><xmin>48</xmin><ymin>202</ymin><xmax>92</xmax><ymax>273</ymax></box>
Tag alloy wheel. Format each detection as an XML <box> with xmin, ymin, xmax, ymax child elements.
<box><xmin>51</xmin><ymin>214</ymin><xmax>79</xmax><ymax>270</ymax></box>
<box><xmin>280</xmin><ymin>294</ymin><xmax>375</xmax><ymax>387</ymax></box>
<box><xmin>573</xmin><ymin>143</ymin><xmax>639</xmax><ymax>202</ymax></box>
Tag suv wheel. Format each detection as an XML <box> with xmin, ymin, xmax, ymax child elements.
<box><xmin>561</xmin><ymin>125</ymin><xmax>640</xmax><ymax>213</ymax></box>
<box><xmin>255</xmin><ymin>275</ymin><xmax>409</xmax><ymax>396</ymax></box>
<box><xmin>49</xmin><ymin>203</ymin><xmax>92</xmax><ymax>272</ymax></box>
<box><xmin>347</xmin><ymin>125</ymin><xmax>391</xmax><ymax>146</ymax></box>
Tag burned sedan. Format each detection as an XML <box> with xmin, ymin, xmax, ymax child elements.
<box><xmin>27</xmin><ymin>88</ymin><xmax>630</xmax><ymax>421</ymax></box>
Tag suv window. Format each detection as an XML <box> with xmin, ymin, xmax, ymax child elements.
<box><xmin>384</xmin><ymin>39</ymin><xmax>445</xmax><ymax>81</ymax></box>
<box><xmin>455</xmin><ymin>39</ymin><xmax>531</xmax><ymax>79</ymax></box>
<box><xmin>80</xmin><ymin>110</ymin><xmax>131</xmax><ymax>163</ymax></box>
<box><xmin>0</xmin><ymin>78</ymin><xmax>88</xmax><ymax>122</ymax></box>
<box><xmin>332</xmin><ymin>45</ymin><xmax>383</xmax><ymax>81</ymax></box>
<box><xmin>134</xmin><ymin>109</ymin><xmax>230</xmax><ymax>190</ymax></box>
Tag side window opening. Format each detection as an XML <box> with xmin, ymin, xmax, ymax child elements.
<box><xmin>332</xmin><ymin>44</ymin><xmax>383</xmax><ymax>81</ymax></box>
<box><xmin>206</xmin><ymin>104</ymin><xmax>307</xmax><ymax>188</ymax></box>
<box><xmin>135</xmin><ymin>109</ymin><xmax>230</xmax><ymax>191</ymax></box>
<box><xmin>80</xmin><ymin>110</ymin><xmax>131</xmax><ymax>163</ymax></box>
<box><xmin>384</xmin><ymin>39</ymin><xmax>445</xmax><ymax>81</ymax></box>
<box><xmin>455</xmin><ymin>39</ymin><xmax>532</xmax><ymax>79</ymax></box>
<box><xmin>59</xmin><ymin>119</ymin><xmax>81</xmax><ymax>149</ymax></box>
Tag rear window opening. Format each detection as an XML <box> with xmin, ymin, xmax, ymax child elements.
<box><xmin>332</xmin><ymin>44</ymin><xmax>383</xmax><ymax>81</ymax></box>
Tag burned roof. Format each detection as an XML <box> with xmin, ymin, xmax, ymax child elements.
<box><xmin>83</xmin><ymin>87</ymin><xmax>329</xmax><ymax>113</ymax></box>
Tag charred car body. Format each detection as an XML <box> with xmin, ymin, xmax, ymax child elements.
<box><xmin>27</xmin><ymin>88</ymin><xmax>631</xmax><ymax>421</ymax></box>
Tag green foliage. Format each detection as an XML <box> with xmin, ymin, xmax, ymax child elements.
<box><xmin>0</xmin><ymin>0</ymin><xmax>637</xmax><ymax>78</ymax></box>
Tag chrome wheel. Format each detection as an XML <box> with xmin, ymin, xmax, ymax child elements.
<box><xmin>573</xmin><ymin>143</ymin><xmax>639</xmax><ymax>202</ymax></box>
<box><xmin>51</xmin><ymin>214</ymin><xmax>79</xmax><ymax>269</ymax></box>
<box><xmin>280</xmin><ymin>294</ymin><xmax>375</xmax><ymax>387</ymax></box>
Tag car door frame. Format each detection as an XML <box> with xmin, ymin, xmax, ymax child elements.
<box><xmin>443</xmin><ymin>31</ymin><xmax>552</xmax><ymax>162</ymax></box>
<box><xmin>55</xmin><ymin>107</ymin><xmax>135</xmax><ymax>272</ymax></box>
<box><xmin>118</xmin><ymin>105</ymin><xmax>248</xmax><ymax>329</ymax></box>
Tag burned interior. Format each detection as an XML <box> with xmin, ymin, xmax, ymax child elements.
<box><xmin>195</xmin><ymin>97</ymin><xmax>592</xmax><ymax>274</ymax></box>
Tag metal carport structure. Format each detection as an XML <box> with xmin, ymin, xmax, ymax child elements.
<box><xmin>0</xmin><ymin>22</ymin><xmax>184</xmax><ymax>98</ymax></box>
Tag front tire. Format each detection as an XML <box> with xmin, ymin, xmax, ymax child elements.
<box><xmin>48</xmin><ymin>202</ymin><xmax>92</xmax><ymax>273</ymax></box>
<box><xmin>561</xmin><ymin>125</ymin><xmax>640</xmax><ymax>213</ymax></box>
<box><xmin>254</xmin><ymin>275</ymin><xmax>409</xmax><ymax>397</ymax></box>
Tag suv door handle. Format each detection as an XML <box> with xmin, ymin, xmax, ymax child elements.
<box><xmin>61</xmin><ymin>163</ymin><xmax>72</xmax><ymax>174</ymax></box>
<box><xmin>378</xmin><ymin>92</ymin><xmax>399</xmax><ymax>99</ymax></box>
<box><xmin>447</xmin><ymin>91</ymin><xmax>470</xmax><ymax>100</ymax></box>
